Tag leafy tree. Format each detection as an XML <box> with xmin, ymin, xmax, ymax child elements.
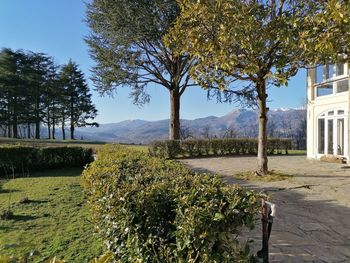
<box><xmin>0</xmin><ymin>48</ymin><xmax>29</xmax><ymax>138</ymax></box>
<box><xmin>86</xmin><ymin>0</ymin><xmax>196</xmax><ymax>140</ymax></box>
<box><xmin>60</xmin><ymin>60</ymin><xmax>98</xmax><ymax>140</ymax></box>
<box><xmin>26</xmin><ymin>52</ymin><xmax>56</xmax><ymax>139</ymax></box>
<box><xmin>167</xmin><ymin>0</ymin><xmax>345</xmax><ymax>175</ymax></box>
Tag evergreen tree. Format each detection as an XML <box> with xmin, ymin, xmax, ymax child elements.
<box><xmin>86</xmin><ymin>0</ymin><xmax>195</xmax><ymax>140</ymax></box>
<box><xmin>60</xmin><ymin>60</ymin><xmax>98</xmax><ymax>140</ymax></box>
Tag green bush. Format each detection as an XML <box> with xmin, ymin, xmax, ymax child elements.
<box><xmin>149</xmin><ymin>138</ymin><xmax>293</xmax><ymax>159</ymax></box>
<box><xmin>0</xmin><ymin>145</ymin><xmax>93</xmax><ymax>177</ymax></box>
<box><xmin>83</xmin><ymin>145</ymin><xmax>258</xmax><ymax>263</ymax></box>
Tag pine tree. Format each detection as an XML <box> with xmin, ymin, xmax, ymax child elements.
<box><xmin>60</xmin><ymin>60</ymin><xmax>98</xmax><ymax>140</ymax></box>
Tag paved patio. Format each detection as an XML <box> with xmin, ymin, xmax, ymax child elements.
<box><xmin>181</xmin><ymin>155</ymin><xmax>350</xmax><ymax>263</ymax></box>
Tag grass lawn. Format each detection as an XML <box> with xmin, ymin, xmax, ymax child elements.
<box><xmin>233</xmin><ymin>170</ymin><xmax>293</xmax><ymax>182</ymax></box>
<box><xmin>0</xmin><ymin>168</ymin><xmax>103</xmax><ymax>262</ymax></box>
<box><xmin>0</xmin><ymin>137</ymin><xmax>149</xmax><ymax>153</ymax></box>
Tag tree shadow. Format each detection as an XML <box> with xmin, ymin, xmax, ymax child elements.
<box><xmin>0</xmin><ymin>189</ymin><xmax>21</xmax><ymax>194</ymax></box>
<box><xmin>1</xmin><ymin>214</ymin><xmax>37</xmax><ymax>222</ymax></box>
<box><xmin>245</xmin><ymin>187</ymin><xmax>350</xmax><ymax>262</ymax></box>
<box><xmin>184</xmin><ymin>164</ymin><xmax>350</xmax><ymax>261</ymax></box>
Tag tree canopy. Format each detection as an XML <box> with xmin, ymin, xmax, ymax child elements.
<box><xmin>86</xmin><ymin>0</ymin><xmax>196</xmax><ymax>139</ymax></box>
<box><xmin>0</xmin><ymin>48</ymin><xmax>98</xmax><ymax>140</ymax></box>
<box><xmin>166</xmin><ymin>0</ymin><xmax>349</xmax><ymax>174</ymax></box>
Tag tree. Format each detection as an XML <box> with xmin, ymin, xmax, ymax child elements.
<box><xmin>85</xmin><ymin>0</ymin><xmax>196</xmax><ymax>140</ymax></box>
<box><xmin>167</xmin><ymin>0</ymin><xmax>344</xmax><ymax>175</ymax></box>
<box><xmin>0</xmin><ymin>48</ymin><xmax>28</xmax><ymax>138</ymax></box>
<box><xmin>60</xmin><ymin>60</ymin><xmax>98</xmax><ymax>140</ymax></box>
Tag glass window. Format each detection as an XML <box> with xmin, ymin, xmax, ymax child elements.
<box><xmin>327</xmin><ymin>119</ymin><xmax>334</xmax><ymax>154</ymax></box>
<box><xmin>337</xmin><ymin>119</ymin><xmax>344</xmax><ymax>155</ymax></box>
<box><xmin>336</xmin><ymin>80</ymin><xmax>348</xmax><ymax>93</ymax></box>
<box><xmin>317</xmin><ymin>85</ymin><xmax>333</xmax><ymax>97</ymax></box>
<box><xmin>315</xmin><ymin>65</ymin><xmax>324</xmax><ymax>83</ymax></box>
<box><xmin>318</xmin><ymin>118</ymin><xmax>325</xmax><ymax>154</ymax></box>
<box><xmin>338</xmin><ymin>110</ymin><xmax>345</xmax><ymax>115</ymax></box>
<box><xmin>336</xmin><ymin>63</ymin><xmax>345</xmax><ymax>76</ymax></box>
<box><xmin>328</xmin><ymin>111</ymin><xmax>334</xmax><ymax>116</ymax></box>
<box><xmin>326</xmin><ymin>64</ymin><xmax>334</xmax><ymax>79</ymax></box>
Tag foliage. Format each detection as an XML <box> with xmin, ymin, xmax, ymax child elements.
<box><xmin>165</xmin><ymin>0</ymin><xmax>346</xmax><ymax>174</ymax></box>
<box><xmin>0</xmin><ymin>145</ymin><xmax>93</xmax><ymax>177</ymax></box>
<box><xmin>83</xmin><ymin>145</ymin><xmax>258</xmax><ymax>262</ymax></box>
<box><xmin>149</xmin><ymin>138</ymin><xmax>292</xmax><ymax>159</ymax></box>
<box><xmin>59</xmin><ymin>60</ymin><xmax>98</xmax><ymax>140</ymax></box>
<box><xmin>0</xmin><ymin>169</ymin><xmax>103</xmax><ymax>261</ymax></box>
<box><xmin>0</xmin><ymin>48</ymin><xmax>97</xmax><ymax>140</ymax></box>
<box><xmin>85</xmin><ymin>0</ymin><xmax>196</xmax><ymax>139</ymax></box>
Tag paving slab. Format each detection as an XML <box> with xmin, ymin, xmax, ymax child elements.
<box><xmin>181</xmin><ymin>156</ymin><xmax>350</xmax><ymax>262</ymax></box>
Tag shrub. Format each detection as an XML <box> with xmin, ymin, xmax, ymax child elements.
<box><xmin>148</xmin><ymin>140</ymin><xmax>182</xmax><ymax>159</ymax></box>
<box><xmin>83</xmin><ymin>145</ymin><xmax>258</xmax><ymax>262</ymax></box>
<box><xmin>0</xmin><ymin>145</ymin><xmax>93</xmax><ymax>177</ymax></box>
<box><xmin>149</xmin><ymin>138</ymin><xmax>293</xmax><ymax>159</ymax></box>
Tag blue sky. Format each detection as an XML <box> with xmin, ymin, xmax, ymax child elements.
<box><xmin>0</xmin><ymin>0</ymin><xmax>307</xmax><ymax>124</ymax></box>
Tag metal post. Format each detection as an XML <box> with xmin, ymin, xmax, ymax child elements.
<box><xmin>257</xmin><ymin>199</ymin><xmax>276</xmax><ymax>262</ymax></box>
<box><xmin>261</xmin><ymin>199</ymin><xmax>269</xmax><ymax>263</ymax></box>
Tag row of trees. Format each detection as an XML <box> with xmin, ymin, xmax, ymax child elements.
<box><xmin>0</xmin><ymin>48</ymin><xmax>98</xmax><ymax>140</ymax></box>
<box><xmin>86</xmin><ymin>0</ymin><xmax>349</xmax><ymax>175</ymax></box>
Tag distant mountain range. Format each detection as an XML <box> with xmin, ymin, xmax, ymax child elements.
<box><xmin>68</xmin><ymin>108</ymin><xmax>306</xmax><ymax>144</ymax></box>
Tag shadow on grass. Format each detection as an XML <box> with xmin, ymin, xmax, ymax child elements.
<box><xmin>2</xmin><ymin>168</ymin><xmax>84</xmax><ymax>179</ymax></box>
<box><xmin>0</xmin><ymin>189</ymin><xmax>21</xmax><ymax>194</ymax></box>
<box><xmin>0</xmin><ymin>214</ymin><xmax>37</xmax><ymax>221</ymax></box>
<box><xmin>19</xmin><ymin>199</ymin><xmax>49</xmax><ymax>205</ymax></box>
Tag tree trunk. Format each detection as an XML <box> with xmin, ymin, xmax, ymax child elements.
<box><xmin>61</xmin><ymin>118</ymin><xmax>65</xmax><ymax>140</ymax></box>
<box><xmin>47</xmin><ymin>108</ymin><xmax>51</xmax><ymax>139</ymax></box>
<box><xmin>257</xmin><ymin>80</ymin><xmax>268</xmax><ymax>175</ymax></box>
<box><xmin>27</xmin><ymin>123</ymin><xmax>31</xmax><ymax>139</ymax></box>
<box><xmin>35</xmin><ymin>99</ymin><xmax>40</xmax><ymax>139</ymax></box>
<box><xmin>70</xmin><ymin>123</ymin><xmax>75</xmax><ymax>140</ymax></box>
<box><xmin>52</xmin><ymin>118</ymin><xmax>56</xmax><ymax>140</ymax></box>
<box><xmin>169</xmin><ymin>89</ymin><xmax>181</xmax><ymax>140</ymax></box>
<box><xmin>48</xmin><ymin>120</ymin><xmax>51</xmax><ymax>139</ymax></box>
<box><xmin>12</xmin><ymin>98</ymin><xmax>18</xmax><ymax>138</ymax></box>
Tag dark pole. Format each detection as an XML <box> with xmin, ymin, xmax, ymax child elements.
<box><xmin>262</xmin><ymin>199</ymin><xmax>269</xmax><ymax>263</ymax></box>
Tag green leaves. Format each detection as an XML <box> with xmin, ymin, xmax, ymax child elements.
<box><xmin>83</xmin><ymin>145</ymin><xmax>259</xmax><ymax>262</ymax></box>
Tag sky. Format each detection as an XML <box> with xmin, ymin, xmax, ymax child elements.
<box><xmin>0</xmin><ymin>0</ymin><xmax>307</xmax><ymax>124</ymax></box>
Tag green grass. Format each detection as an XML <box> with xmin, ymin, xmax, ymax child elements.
<box><xmin>284</xmin><ymin>149</ymin><xmax>306</xmax><ymax>155</ymax></box>
<box><xmin>0</xmin><ymin>137</ymin><xmax>149</xmax><ymax>153</ymax></box>
<box><xmin>233</xmin><ymin>170</ymin><xmax>293</xmax><ymax>182</ymax></box>
<box><xmin>0</xmin><ymin>168</ymin><xmax>103</xmax><ymax>262</ymax></box>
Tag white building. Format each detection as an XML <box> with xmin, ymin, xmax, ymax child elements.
<box><xmin>307</xmin><ymin>63</ymin><xmax>349</xmax><ymax>161</ymax></box>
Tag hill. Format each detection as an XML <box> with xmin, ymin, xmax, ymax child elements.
<box><xmin>73</xmin><ymin>108</ymin><xmax>306</xmax><ymax>145</ymax></box>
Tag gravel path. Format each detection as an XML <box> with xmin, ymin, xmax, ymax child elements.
<box><xmin>181</xmin><ymin>156</ymin><xmax>350</xmax><ymax>263</ymax></box>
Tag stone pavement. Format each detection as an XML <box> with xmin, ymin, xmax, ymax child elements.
<box><xmin>181</xmin><ymin>156</ymin><xmax>350</xmax><ymax>263</ymax></box>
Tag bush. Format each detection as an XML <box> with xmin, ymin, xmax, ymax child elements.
<box><xmin>0</xmin><ymin>145</ymin><xmax>93</xmax><ymax>177</ymax></box>
<box><xmin>83</xmin><ymin>145</ymin><xmax>258</xmax><ymax>262</ymax></box>
<box><xmin>149</xmin><ymin>138</ymin><xmax>293</xmax><ymax>159</ymax></box>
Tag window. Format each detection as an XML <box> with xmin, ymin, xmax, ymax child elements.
<box><xmin>336</xmin><ymin>63</ymin><xmax>345</xmax><ymax>76</ymax></box>
<box><xmin>316</xmin><ymin>85</ymin><xmax>333</xmax><ymax>97</ymax></box>
<box><xmin>326</xmin><ymin>64</ymin><xmax>334</xmax><ymax>79</ymax></box>
<box><xmin>318</xmin><ymin>118</ymin><xmax>325</xmax><ymax>154</ymax></box>
<box><xmin>337</xmin><ymin>119</ymin><xmax>344</xmax><ymax>155</ymax></box>
<box><xmin>336</xmin><ymin>80</ymin><xmax>349</xmax><ymax>93</ymax></box>
<box><xmin>327</xmin><ymin>119</ymin><xmax>334</xmax><ymax>154</ymax></box>
<box><xmin>338</xmin><ymin>110</ymin><xmax>345</xmax><ymax>115</ymax></box>
<box><xmin>315</xmin><ymin>64</ymin><xmax>324</xmax><ymax>83</ymax></box>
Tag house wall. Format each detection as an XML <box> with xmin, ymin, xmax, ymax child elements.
<box><xmin>306</xmin><ymin>64</ymin><xmax>350</xmax><ymax>160</ymax></box>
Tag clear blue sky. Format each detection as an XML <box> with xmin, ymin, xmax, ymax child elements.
<box><xmin>0</xmin><ymin>0</ymin><xmax>307</xmax><ymax>124</ymax></box>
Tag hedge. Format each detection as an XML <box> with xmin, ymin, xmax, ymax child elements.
<box><xmin>0</xmin><ymin>145</ymin><xmax>93</xmax><ymax>177</ymax></box>
<box><xmin>149</xmin><ymin>138</ymin><xmax>292</xmax><ymax>159</ymax></box>
<box><xmin>83</xmin><ymin>145</ymin><xmax>258</xmax><ymax>262</ymax></box>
